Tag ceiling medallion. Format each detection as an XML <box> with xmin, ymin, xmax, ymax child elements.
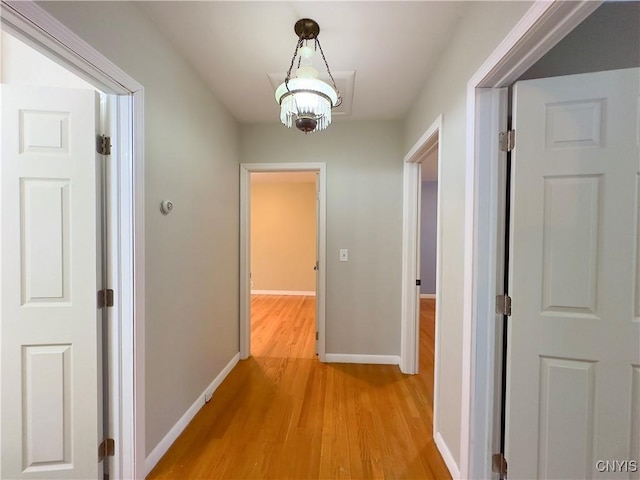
<box><xmin>275</xmin><ymin>18</ymin><xmax>342</xmax><ymax>134</ymax></box>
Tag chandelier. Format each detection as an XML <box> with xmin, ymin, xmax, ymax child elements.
<box><xmin>275</xmin><ymin>18</ymin><xmax>342</xmax><ymax>134</ymax></box>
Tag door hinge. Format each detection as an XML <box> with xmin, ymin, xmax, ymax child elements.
<box><xmin>496</xmin><ymin>294</ymin><xmax>512</xmax><ymax>316</ymax></box>
<box><xmin>492</xmin><ymin>453</ymin><xmax>508</xmax><ymax>477</ymax></box>
<box><xmin>499</xmin><ymin>130</ymin><xmax>515</xmax><ymax>152</ymax></box>
<box><xmin>98</xmin><ymin>437</ymin><xmax>115</xmax><ymax>461</ymax></box>
<box><xmin>416</xmin><ymin>279</ymin><xmax>421</xmax><ymax>286</ymax></box>
<box><xmin>97</xmin><ymin>134</ymin><xmax>111</xmax><ymax>156</ymax></box>
<box><xmin>315</xmin><ymin>331</ymin><xmax>319</xmax><ymax>341</ymax></box>
<box><xmin>97</xmin><ymin>289</ymin><xmax>114</xmax><ymax>309</ymax></box>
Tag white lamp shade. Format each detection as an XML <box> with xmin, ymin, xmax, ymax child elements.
<box><xmin>275</xmin><ymin>77</ymin><xmax>339</xmax><ymax>132</ymax></box>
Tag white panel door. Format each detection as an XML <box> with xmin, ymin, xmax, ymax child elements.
<box><xmin>1</xmin><ymin>85</ymin><xmax>100</xmax><ymax>479</ymax></box>
<box><xmin>507</xmin><ymin>68</ymin><xmax>640</xmax><ymax>479</ymax></box>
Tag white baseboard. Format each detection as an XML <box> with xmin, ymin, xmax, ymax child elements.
<box><xmin>145</xmin><ymin>353</ymin><xmax>240</xmax><ymax>475</ymax></box>
<box><xmin>420</xmin><ymin>293</ymin><xmax>436</xmax><ymax>299</ymax></box>
<box><xmin>251</xmin><ymin>290</ymin><xmax>316</xmax><ymax>296</ymax></box>
<box><xmin>324</xmin><ymin>354</ymin><xmax>401</xmax><ymax>365</ymax></box>
<box><xmin>435</xmin><ymin>431</ymin><xmax>461</xmax><ymax>479</ymax></box>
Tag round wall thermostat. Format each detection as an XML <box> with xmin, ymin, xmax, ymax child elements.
<box><xmin>160</xmin><ymin>200</ymin><xmax>174</xmax><ymax>215</ymax></box>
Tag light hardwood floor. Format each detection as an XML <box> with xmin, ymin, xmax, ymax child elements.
<box><xmin>147</xmin><ymin>296</ymin><xmax>450</xmax><ymax>479</ymax></box>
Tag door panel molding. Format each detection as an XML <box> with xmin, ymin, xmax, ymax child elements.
<box><xmin>506</xmin><ymin>68</ymin><xmax>639</xmax><ymax>479</ymax></box>
<box><xmin>2</xmin><ymin>84</ymin><xmax>100</xmax><ymax>479</ymax></box>
<box><xmin>22</xmin><ymin>344</ymin><xmax>73</xmax><ymax>472</ymax></box>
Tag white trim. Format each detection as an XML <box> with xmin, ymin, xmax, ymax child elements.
<box><xmin>460</xmin><ymin>2</ymin><xmax>602</xmax><ymax>479</ymax></box>
<box><xmin>325</xmin><ymin>354</ymin><xmax>400</xmax><ymax>366</ymax></box>
<box><xmin>0</xmin><ymin>2</ymin><xmax>147</xmax><ymax>478</ymax></box>
<box><xmin>473</xmin><ymin>1</ymin><xmax>602</xmax><ymax>89</ymax></box>
<box><xmin>144</xmin><ymin>353</ymin><xmax>240</xmax><ymax>476</ymax></box>
<box><xmin>466</xmin><ymin>87</ymin><xmax>509</xmax><ymax>479</ymax></box>
<box><xmin>419</xmin><ymin>293</ymin><xmax>436</xmax><ymax>299</ymax></box>
<box><xmin>1</xmin><ymin>1</ymin><xmax>138</xmax><ymax>95</ymax></box>
<box><xmin>240</xmin><ymin>162</ymin><xmax>327</xmax><ymax>362</ymax></box>
<box><xmin>400</xmin><ymin>163</ymin><xmax>420</xmax><ymax>373</ymax></box>
<box><xmin>251</xmin><ymin>290</ymin><xmax>316</xmax><ymax>296</ymax></box>
<box><xmin>403</xmin><ymin>118</ymin><xmax>441</xmax><ymax>164</ymax></box>
<box><xmin>400</xmin><ymin>114</ymin><xmax>443</xmax><ymax>387</ymax></box>
<box><xmin>132</xmin><ymin>86</ymin><xmax>146</xmax><ymax>480</ymax></box>
<box><xmin>435</xmin><ymin>432</ymin><xmax>461</xmax><ymax>480</ymax></box>
<box><xmin>240</xmin><ymin>166</ymin><xmax>251</xmax><ymax>358</ymax></box>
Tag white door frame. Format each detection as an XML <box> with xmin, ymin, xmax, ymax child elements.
<box><xmin>400</xmin><ymin>114</ymin><xmax>443</xmax><ymax>375</ymax></box>
<box><xmin>461</xmin><ymin>1</ymin><xmax>602</xmax><ymax>478</ymax></box>
<box><xmin>240</xmin><ymin>162</ymin><xmax>327</xmax><ymax>362</ymax></box>
<box><xmin>0</xmin><ymin>2</ymin><xmax>146</xmax><ymax>478</ymax></box>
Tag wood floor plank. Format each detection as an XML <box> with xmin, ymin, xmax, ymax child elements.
<box><xmin>147</xmin><ymin>296</ymin><xmax>450</xmax><ymax>479</ymax></box>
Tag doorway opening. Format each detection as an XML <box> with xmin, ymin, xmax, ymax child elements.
<box><xmin>1</xmin><ymin>3</ymin><xmax>145</xmax><ymax>478</ymax></box>
<box><xmin>1</xmin><ymin>28</ymin><xmax>113</xmax><ymax>479</ymax></box>
<box><xmin>249</xmin><ymin>171</ymin><xmax>318</xmax><ymax>359</ymax></box>
<box><xmin>462</xmin><ymin>1</ymin><xmax>636</xmax><ymax>477</ymax></box>
<box><xmin>497</xmin><ymin>3</ymin><xmax>640</xmax><ymax>477</ymax></box>
<box><xmin>240</xmin><ymin>163</ymin><xmax>327</xmax><ymax>362</ymax></box>
<box><xmin>400</xmin><ymin>114</ymin><xmax>444</xmax><ymax>461</ymax></box>
<box><xmin>418</xmin><ymin>136</ymin><xmax>439</xmax><ymax>391</ymax></box>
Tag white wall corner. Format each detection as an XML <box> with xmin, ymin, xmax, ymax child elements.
<box><xmin>144</xmin><ymin>353</ymin><xmax>240</xmax><ymax>475</ymax></box>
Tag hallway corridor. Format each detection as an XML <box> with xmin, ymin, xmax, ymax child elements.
<box><xmin>147</xmin><ymin>296</ymin><xmax>449</xmax><ymax>479</ymax></box>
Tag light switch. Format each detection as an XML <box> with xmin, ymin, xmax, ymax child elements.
<box><xmin>339</xmin><ymin>249</ymin><xmax>348</xmax><ymax>262</ymax></box>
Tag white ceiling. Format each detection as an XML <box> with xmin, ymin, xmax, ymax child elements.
<box><xmin>136</xmin><ymin>1</ymin><xmax>468</xmax><ymax>125</ymax></box>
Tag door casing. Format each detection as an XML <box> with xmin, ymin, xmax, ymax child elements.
<box><xmin>239</xmin><ymin>162</ymin><xmax>327</xmax><ymax>362</ymax></box>
<box><xmin>0</xmin><ymin>2</ymin><xmax>146</xmax><ymax>478</ymax></box>
<box><xmin>462</xmin><ymin>1</ymin><xmax>603</xmax><ymax>478</ymax></box>
<box><xmin>400</xmin><ymin>114</ymin><xmax>443</xmax><ymax>377</ymax></box>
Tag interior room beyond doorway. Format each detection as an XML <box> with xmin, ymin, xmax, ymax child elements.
<box><xmin>250</xmin><ymin>171</ymin><xmax>317</xmax><ymax>359</ymax></box>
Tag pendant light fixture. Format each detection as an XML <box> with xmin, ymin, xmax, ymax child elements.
<box><xmin>275</xmin><ymin>18</ymin><xmax>342</xmax><ymax>134</ymax></box>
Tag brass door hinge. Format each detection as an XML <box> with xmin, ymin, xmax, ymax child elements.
<box><xmin>98</xmin><ymin>289</ymin><xmax>114</xmax><ymax>309</ymax></box>
<box><xmin>492</xmin><ymin>453</ymin><xmax>507</xmax><ymax>477</ymax></box>
<box><xmin>98</xmin><ymin>437</ymin><xmax>115</xmax><ymax>461</ymax></box>
<box><xmin>97</xmin><ymin>134</ymin><xmax>111</xmax><ymax>155</ymax></box>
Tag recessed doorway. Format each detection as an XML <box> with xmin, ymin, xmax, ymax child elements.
<box><xmin>250</xmin><ymin>171</ymin><xmax>317</xmax><ymax>359</ymax></box>
<box><xmin>240</xmin><ymin>162</ymin><xmax>327</xmax><ymax>362</ymax></box>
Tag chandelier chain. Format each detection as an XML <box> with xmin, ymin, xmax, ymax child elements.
<box><xmin>284</xmin><ymin>37</ymin><xmax>304</xmax><ymax>89</ymax></box>
<box><xmin>277</xmin><ymin>19</ymin><xmax>340</xmax><ymax>133</ymax></box>
<box><xmin>316</xmin><ymin>38</ymin><xmax>343</xmax><ymax>107</ymax></box>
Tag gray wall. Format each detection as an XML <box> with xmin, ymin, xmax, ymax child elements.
<box><xmin>404</xmin><ymin>0</ymin><xmax>533</xmax><ymax>467</ymax></box>
<box><xmin>520</xmin><ymin>1</ymin><xmax>640</xmax><ymax>80</ymax></box>
<box><xmin>38</xmin><ymin>1</ymin><xmax>241</xmax><ymax>456</ymax></box>
<box><xmin>241</xmin><ymin>121</ymin><xmax>404</xmax><ymax>356</ymax></box>
<box><xmin>420</xmin><ymin>181</ymin><xmax>438</xmax><ymax>295</ymax></box>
